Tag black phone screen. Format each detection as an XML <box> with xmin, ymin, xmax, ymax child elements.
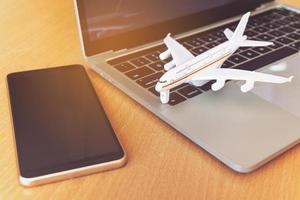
<box><xmin>7</xmin><ymin>65</ymin><xmax>124</xmax><ymax>178</ymax></box>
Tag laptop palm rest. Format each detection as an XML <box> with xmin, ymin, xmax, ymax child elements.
<box><xmin>159</xmin><ymin>82</ymin><xmax>300</xmax><ymax>172</ymax></box>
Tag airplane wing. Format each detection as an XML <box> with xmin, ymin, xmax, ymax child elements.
<box><xmin>240</xmin><ymin>40</ymin><xmax>273</xmax><ymax>47</ymax></box>
<box><xmin>190</xmin><ymin>68</ymin><xmax>293</xmax><ymax>92</ymax></box>
<box><xmin>160</xmin><ymin>33</ymin><xmax>195</xmax><ymax>68</ymax></box>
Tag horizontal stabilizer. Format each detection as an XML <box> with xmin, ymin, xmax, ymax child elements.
<box><xmin>240</xmin><ymin>40</ymin><xmax>274</xmax><ymax>47</ymax></box>
<box><xmin>161</xmin><ymin>33</ymin><xmax>194</xmax><ymax>67</ymax></box>
<box><xmin>224</xmin><ymin>28</ymin><xmax>234</xmax><ymax>40</ymax></box>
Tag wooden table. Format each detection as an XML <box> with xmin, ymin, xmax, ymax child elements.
<box><xmin>1</xmin><ymin>0</ymin><xmax>300</xmax><ymax>199</ymax></box>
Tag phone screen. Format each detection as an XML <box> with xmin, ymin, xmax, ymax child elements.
<box><xmin>7</xmin><ymin>65</ymin><xmax>124</xmax><ymax>178</ymax></box>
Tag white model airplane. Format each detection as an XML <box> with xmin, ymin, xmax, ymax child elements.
<box><xmin>155</xmin><ymin>12</ymin><xmax>293</xmax><ymax>104</ymax></box>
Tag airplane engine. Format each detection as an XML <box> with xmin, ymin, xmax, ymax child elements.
<box><xmin>211</xmin><ymin>79</ymin><xmax>225</xmax><ymax>91</ymax></box>
<box><xmin>241</xmin><ymin>80</ymin><xmax>255</xmax><ymax>93</ymax></box>
<box><xmin>159</xmin><ymin>50</ymin><xmax>171</xmax><ymax>60</ymax></box>
<box><xmin>160</xmin><ymin>90</ymin><xmax>170</xmax><ymax>104</ymax></box>
<box><xmin>164</xmin><ymin>61</ymin><xmax>176</xmax><ymax>71</ymax></box>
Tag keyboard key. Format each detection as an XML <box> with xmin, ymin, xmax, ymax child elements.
<box><xmin>264</xmin><ymin>23</ymin><xmax>280</xmax><ymax>29</ymax></box>
<box><xmin>285</xmin><ymin>16</ymin><xmax>299</xmax><ymax>23</ymax></box>
<box><xmin>248</xmin><ymin>19</ymin><xmax>263</xmax><ymax>27</ymax></box>
<box><xmin>202</xmin><ymin>35</ymin><xmax>217</xmax><ymax>43</ymax></box>
<box><xmin>205</xmin><ymin>42</ymin><xmax>218</xmax><ymax>49</ymax></box>
<box><xmin>257</xmin><ymin>34</ymin><xmax>274</xmax><ymax>41</ymax></box>
<box><xmin>186</xmin><ymin>39</ymin><xmax>204</xmax><ymax>47</ymax></box>
<box><xmin>235</xmin><ymin>47</ymin><xmax>298</xmax><ymax>71</ymax></box>
<box><xmin>228</xmin><ymin>55</ymin><xmax>247</xmax><ymax>64</ymax></box>
<box><xmin>209</xmin><ymin>30</ymin><xmax>225</xmax><ymax>38</ymax></box>
<box><xmin>192</xmin><ymin>46</ymin><xmax>208</xmax><ymax>55</ymax></box>
<box><xmin>286</xmin><ymin>33</ymin><xmax>300</xmax><ymax>40</ymax></box>
<box><xmin>149</xmin><ymin>61</ymin><xmax>165</xmax><ymax>71</ymax></box>
<box><xmin>240</xmin><ymin>50</ymin><xmax>260</xmax><ymax>59</ymax></box>
<box><xmin>114</xmin><ymin>62</ymin><xmax>135</xmax><ymax>72</ymax></box>
<box><xmin>194</xmin><ymin>36</ymin><xmax>206</xmax><ymax>43</ymax></box>
<box><xmin>217</xmin><ymin>38</ymin><xmax>227</xmax><ymax>43</ymax></box>
<box><xmin>290</xmin><ymin>23</ymin><xmax>300</xmax><ymax>29</ymax></box>
<box><xmin>277</xmin><ymin>19</ymin><xmax>293</xmax><ymax>25</ymax></box>
<box><xmin>279</xmin><ymin>27</ymin><xmax>295</xmax><ymax>33</ymax></box>
<box><xmin>168</xmin><ymin>93</ymin><xmax>186</xmax><ymax>106</ymax></box>
<box><xmin>125</xmin><ymin>67</ymin><xmax>154</xmax><ymax>80</ymax></box>
<box><xmin>246</xmin><ymin>23</ymin><xmax>254</xmax><ymax>29</ymax></box>
<box><xmin>257</xmin><ymin>16</ymin><xmax>272</xmax><ymax>23</ymax></box>
<box><xmin>221</xmin><ymin>61</ymin><xmax>234</xmax><ymax>68</ymax></box>
<box><xmin>130</xmin><ymin>57</ymin><xmax>150</xmax><ymax>67</ymax></box>
<box><xmin>276</xmin><ymin>37</ymin><xmax>294</xmax><ymax>44</ymax></box>
<box><xmin>269</xmin><ymin>30</ymin><xmax>285</xmax><ymax>37</ymax></box>
<box><xmin>253</xmin><ymin>26</ymin><xmax>268</xmax><ymax>33</ymax></box>
<box><xmin>290</xmin><ymin>41</ymin><xmax>300</xmax><ymax>50</ymax></box>
<box><xmin>245</xmin><ymin>30</ymin><xmax>258</xmax><ymax>37</ymax></box>
<box><xmin>253</xmin><ymin>46</ymin><xmax>272</xmax><ymax>54</ymax></box>
<box><xmin>178</xmin><ymin>85</ymin><xmax>202</xmax><ymax>98</ymax></box>
<box><xmin>269</xmin><ymin>41</ymin><xmax>283</xmax><ymax>49</ymax></box>
<box><xmin>136</xmin><ymin>72</ymin><xmax>163</xmax><ymax>88</ymax></box>
<box><xmin>276</xmin><ymin>19</ymin><xmax>289</xmax><ymax>26</ymax></box>
<box><xmin>148</xmin><ymin>86</ymin><xmax>159</xmax><ymax>96</ymax></box>
<box><xmin>237</xmin><ymin>46</ymin><xmax>251</xmax><ymax>53</ymax></box>
<box><xmin>145</xmin><ymin>52</ymin><xmax>160</xmax><ymax>62</ymax></box>
<box><xmin>294</xmin><ymin>13</ymin><xmax>300</xmax><ymax>20</ymax></box>
<box><xmin>270</xmin><ymin>12</ymin><xmax>284</xmax><ymax>19</ymax></box>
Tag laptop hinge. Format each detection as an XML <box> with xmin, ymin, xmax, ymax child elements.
<box><xmin>255</xmin><ymin>1</ymin><xmax>277</xmax><ymax>11</ymax></box>
<box><xmin>87</xmin><ymin>48</ymin><xmax>128</xmax><ymax>59</ymax></box>
<box><xmin>114</xmin><ymin>48</ymin><xmax>128</xmax><ymax>53</ymax></box>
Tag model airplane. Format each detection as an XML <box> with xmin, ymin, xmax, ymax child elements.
<box><xmin>155</xmin><ymin>12</ymin><xmax>293</xmax><ymax>104</ymax></box>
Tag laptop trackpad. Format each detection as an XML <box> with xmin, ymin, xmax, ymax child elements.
<box><xmin>160</xmin><ymin>81</ymin><xmax>300</xmax><ymax>172</ymax></box>
<box><xmin>249</xmin><ymin>58</ymin><xmax>300</xmax><ymax>118</ymax></box>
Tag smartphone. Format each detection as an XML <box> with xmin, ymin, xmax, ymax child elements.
<box><xmin>7</xmin><ymin>65</ymin><xmax>126</xmax><ymax>187</ymax></box>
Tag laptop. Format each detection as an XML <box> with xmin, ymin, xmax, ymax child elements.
<box><xmin>74</xmin><ymin>0</ymin><xmax>300</xmax><ymax>172</ymax></box>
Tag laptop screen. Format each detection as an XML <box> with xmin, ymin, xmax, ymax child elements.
<box><xmin>75</xmin><ymin>0</ymin><xmax>272</xmax><ymax>56</ymax></box>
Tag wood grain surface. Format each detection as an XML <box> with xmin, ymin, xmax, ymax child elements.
<box><xmin>1</xmin><ymin>0</ymin><xmax>300</xmax><ymax>199</ymax></box>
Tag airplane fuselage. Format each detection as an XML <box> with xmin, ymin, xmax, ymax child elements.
<box><xmin>156</xmin><ymin>40</ymin><xmax>241</xmax><ymax>91</ymax></box>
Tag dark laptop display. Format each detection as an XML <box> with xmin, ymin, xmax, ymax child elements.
<box><xmin>76</xmin><ymin>0</ymin><xmax>271</xmax><ymax>55</ymax></box>
<box><xmin>84</xmin><ymin>0</ymin><xmax>238</xmax><ymax>41</ymax></box>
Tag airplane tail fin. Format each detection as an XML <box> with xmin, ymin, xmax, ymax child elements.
<box><xmin>230</xmin><ymin>12</ymin><xmax>250</xmax><ymax>40</ymax></box>
<box><xmin>225</xmin><ymin>12</ymin><xmax>273</xmax><ymax>48</ymax></box>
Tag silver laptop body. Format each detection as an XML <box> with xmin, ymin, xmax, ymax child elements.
<box><xmin>74</xmin><ymin>0</ymin><xmax>300</xmax><ymax>172</ymax></box>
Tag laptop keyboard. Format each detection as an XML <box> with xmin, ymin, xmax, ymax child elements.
<box><xmin>107</xmin><ymin>8</ymin><xmax>300</xmax><ymax>106</ymax></box>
